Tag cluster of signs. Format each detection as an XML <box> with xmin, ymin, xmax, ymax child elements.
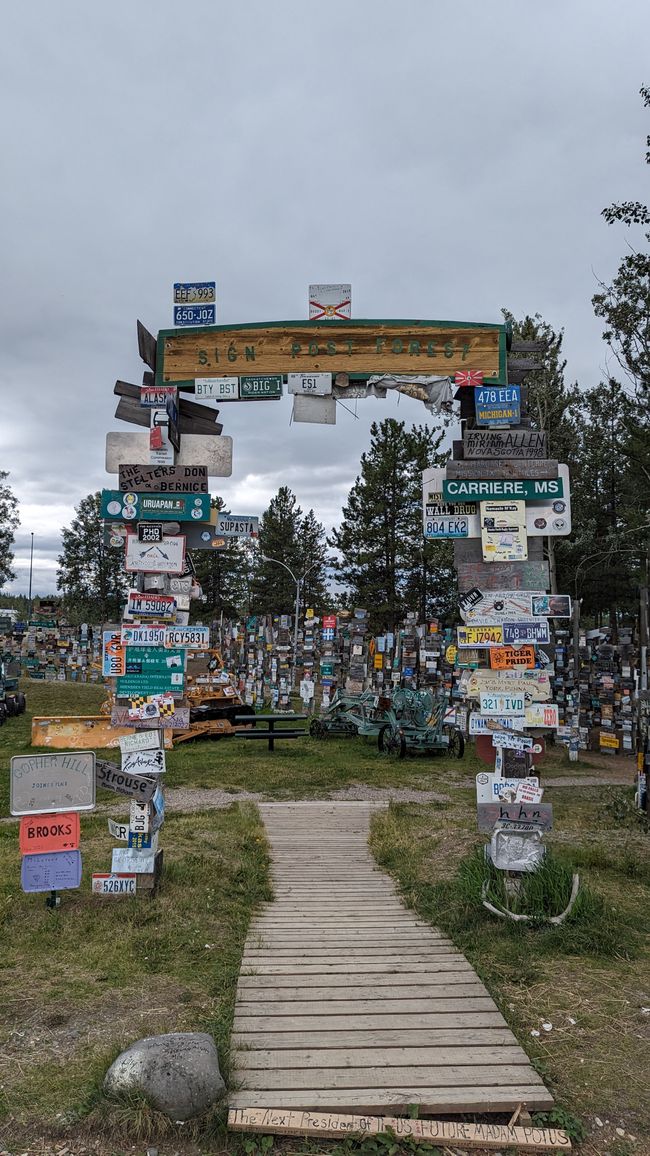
<box><xmin>10</xmin><ymin>752</ymin><xmax>96</xmax><ymax>895</ymax></box>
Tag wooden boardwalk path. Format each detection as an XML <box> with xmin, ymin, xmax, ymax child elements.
<box><xmin>230</xmin><ymin>802</ymin><xmax>553</xmax><ymax>1115</ymax></box>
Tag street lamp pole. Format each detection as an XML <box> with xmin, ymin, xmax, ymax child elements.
<box><xmin>260</xmin><ymin>555</ymin><xmax>321</xmax><ymax>689</ymax></box>
<box><xmin>28</xmin><ymin>533</ymin><xmax>34</xmax><ymax>617</ymax></box>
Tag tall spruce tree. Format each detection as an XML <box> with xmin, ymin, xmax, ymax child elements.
<box><xmin>329</xmin><ymin>418</ymin><xmax>448</xmax><ymax>630</ymax></box>
<box><xmin>0</xmin><ymin>471</ymin><xmax>19</xmax><ymax>591</ymax></box>
<box><xmin>252</xmin><ymin>487</ymin><xmax>329</xmax><ymax>615</ymax></box>
<box><xmin>57</xmin><ymin>492</ymin><xmax>127</xmax><ymax>623</ymax></box>
<box><xmin>295</xmin><ymin>508</ymin><xmax>330</xmax><ymax>610</ymax></box>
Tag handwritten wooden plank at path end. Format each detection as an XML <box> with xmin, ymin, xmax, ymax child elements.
<box><xmin>228</xmin><ymin>1108</ymin><xmax>571</xmax><ymax>1150</ymax></box>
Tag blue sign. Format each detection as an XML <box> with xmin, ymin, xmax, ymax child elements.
<box><xmin>173</xmin><ymin>304</ymin><xmax>216</xmax><ymax>327</ymax></box>
<box><xmin>128</xmin><ymin>831</ymin><xmax>153</xmax><ymax>850</ymax></box>
<box><xmin>173</xmin><ymin>281</ymin><xmax>216</xmax><ymax>304</ymax></box>
<box><xmin>502</xmin><ymin>620</ymin><xmax>550</xmax><ymax>645</ymax></box>
<box><xmin>474</xmin><ymin>385</ymin><xmax>520</xmax><ymax>427</ymax></box>
<box><xmin>424</xmin><ymin>516</ymin><xmax>469</xmax><ymax>538</ymax></box>
<box><xmin>21</xmin><ymin>850</ymin><xmax>82</xmax><ymax>892</ymax></box>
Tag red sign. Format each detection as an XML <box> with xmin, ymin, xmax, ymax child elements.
<box><xmin>455</xmin><ymin>370</ymin><xmax>484</xmax><ymax>387</ymax></box>
<box><xmin>150</xmin><ymin>425</ymin><xmax>163</xmax><ymax>450</ymax></box>
<box><xmin>322</xmin><ymin>615</ymin><xmax>337</xmax><ymax>629</ymax></box>
<box><xmin>19</xmin><ymin>812</ymin><xmax>81</xmax><ymax>855</ymax></box>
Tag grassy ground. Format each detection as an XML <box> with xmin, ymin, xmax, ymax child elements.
<box><xmin>1</xmin><ymin>682</ymin><xmax>647</xmax><ymax>1155</ymax></box>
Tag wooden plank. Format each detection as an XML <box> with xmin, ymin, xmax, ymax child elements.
<box><xmin>115</xmin><ymin>396</ymin><xmax>223</xmax><ymax>436</ymax></box>
<box><xmin>446</xmin><ymin>459</ymin><xmax>558</xmax><ymax>480</ymax></box>
<box><xmin>457</xmin><ymin>559</ymin><xmax>550</xmax><ymax>593</ymax></box>
<box><xmin>137</xmin><ymin>319</ymin><xmax>157</xmax><ymax>371</ymax></box>
<box><xmin>228</xmin><ymin>1108</ymin><xmax>566</xmax><ymax>1148</ymax></box>
<box><xmin>232</xmin><ymin>1012</ymin><xmax>508</xmax><ymax>1033</ymax></box>
<box><xmin>242</xmin><ymin>956</ymin><xmax>468</xmax><ymax>969</ymax></box>
<box><xmin>228</xmin><ymin>1085</ymin><xmax>555</xmax><ymax>1111</ymax></box>
<box><xmin>240</xmin><ymin>961</ymin><xmax>471</xmax><ymax>976</ymax></box>
<box><xmin>106</xmin><ymin>432</ymin><xmax>233</xmax><ymax>477</ymax></box>
<box><xmin>238</xmin><ymin>971</ymin><xmax>475</xmax><ymax>989</ymax></box>
<box><xmin>232</xmin><ymin>1028</ymin><xmax>516</xmax><ymax>1050</ymax></box>
<box><xmin>237</xmin><ymin>983</ymin><xmax>487</xmax><ymax>1002</ymax></box>
<box><xmin>463</xmin><ymin>429</ymin><xmax>548</xmax><ymax>460</ymax></box>
<box><xmin>118</xmin><ymin>464</ymin><xmax>209</xmax><ymax>493</ymax></box>
<box><xmin>238</xmin><ymin>1064</ymin><xmax>545</xmax><ymax>1091</ymax></box>
<box><xmin>159</xmin><ymin>320</ymin><xmax>508</xmax><ymax>385</ymax></box>
<box><xmin>235</xmin><ymin>998</ymin><xmax>497</xmax><ymax>1016</ymax></box>
<box><xmin>235</xmin><ymin>1045</ymin><xmax>529</xmax><ymax>1069</ymax></box>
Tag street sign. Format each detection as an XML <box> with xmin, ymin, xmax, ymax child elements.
<box><xmin>457</xmin><ymin>625</ymin><xmax>504</xmax><ymax>648</ymax></box>
<box><xmin>106</xmin><ymin>433</ymin><xmax>233</xmax><ymax>478</ymax></box>
<box><xmin>101</xmin><ymin>491</ymin><xmax>211</xmax><ymax>522</ymax></box>
<box><xmin>215</xmin><ymin>513</ymin><xmax>259</xmax><ymax>537</ymax></box>
<box><xmin>118</xmin><ymin>465</ymin><xmax>209</xmax><ymax>494</ymax></box>
<box><xmin>173</xmin><ymin>303</ymin><xmax>216</xmax><ymax>326</ymax></box>
<box><xmin>126</xmin><ymin>591</ymin><xmax>177</xmax><ymax>619</ymax></box>
<box><xmin>489</xmin><ymin>645</ymin><xmax>536</xmax><ymax>670</ymax></box>
<box><xmin>138</xmin><ymin>523</ymin><xmax>164</xmax><ymax>543</ymax></box>
<box><xmin>474</xmin><ymin>385</ymin><xmax>520</xmax><ymax>426</ymax></box>
<box><xmin>195</xmin><ymin>376</ymin><xmax>238</xmax><ymax>400</ymax></box>
<box><xmin>125</xmin><ymin>535</ymin><xmax>186</xmax><ymax>575</ymax></box>
<box><xmin>19</xmin><ymin>812</ymin><xmax>80</xmax><ymax>855</ymax></box>
<box><xmin>102</xmin><ymin>630</ymin><xmax>126</xmax><ymax>677</ymax></box>
<box><xmin>157</xmin><ymin>319</ymin><xmax>509</xmax><ymax>384</ymax></box>
<box><xmin>502</xmin><ymin>620</ymin><xmax>550</xmax><ymax>645</ymax></box>
<box><xmin>462</xmin><ymin>429</ymin><xmax>548</xmax><ymax>459</ymax></box>
<box><xmin>165</xmin><ymin>625</ymin><xmax>210</xmax><ymax>649</ymax></box>
<box><xmin>239</xmin><ymin>375</ymin><xmax>283</xmax><ymax>400</ymax></box>
<box><xmin>10</xmin><ymin>752</ymin><xmax>96</xmax><ymax>816</ymax></box>
<box><xmin>479</xmin><ymin>691</ymin><xmax>526</xmax><ymax>717</ymax></box>
<box><xmin>309</xmin><ymin>284</ymin><xmax>351</xmax><ymax>320</ymax></box>
<box><xmin>123</xmin><ymin>748</ymin><xmax>166</xmax><ymax>776</ymax></box>
<box><xmin>480</xmin><ymin>500</ymin><xmax>527</xmax><ymax>562</ymax></box>
<box><xmin>443</xmin><ymin>477</ymin><xmax>564</xmax><ymax>501</ymax></box>
<box><xmin>116</xmin><ymin>647</ymin><xmax>185</xmax><ymax>698</ymax></box>
<box><xmin>21</xmin><ymin>851</ymin><xmax>82</xmax><ymax>893</ymax></box>
<box><xmin>425</xmin><ymin>467</ymin><xmax>571</xmax><ymax>537</ymax></box>
<box><xmin>287</xmin><ymin>372</ymin><xmax>333</xmax><ymax>396</ymax></box>
<box><xmin>92</xmin><ymin>873</ymin><xmax>137</xmax><ymax>896</ymax></box>
<box><xmin>121</xmin><ymin>625</ymin><xmax>167</xmax><ymax>646</ymax></box>
<box><xmin>457</xmin><ymin>560</ymin><xmax>550</xmax><ymax>592</ymax></box>
<box><xmin>95</xmin><ymin>761</ymin><xmax>157</xmax><ymax>802</ymax></box>
<box><xmin>173</xmin><ymin>281</ymin><xmax>216</xmax><ymax>304</ymax></box>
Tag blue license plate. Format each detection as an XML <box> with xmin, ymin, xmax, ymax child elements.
<box><xmin>173</xmin><ymin>304</ymin><xmax>216</xmax><ymax>327</ymax></box>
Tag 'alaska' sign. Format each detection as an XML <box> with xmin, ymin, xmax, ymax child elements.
<box><xmin>157</xmin><ymin>319</ymin><xmax>508</xmax><ymax>385</ymax></box>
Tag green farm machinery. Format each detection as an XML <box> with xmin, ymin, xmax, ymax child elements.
<box><xmin>376</xmin><ymin>688</ymin><xmax>464</xmax><ymax>759</ymax></box>
<box><xmin>309</xmin><ymin>689</ymin><xmax>391</xmax><ymax>740</ymax></box>
<box><xmin>0</xmin><ymin>655</ymin><xmax>26</xmax><ymax>725</ymax></box>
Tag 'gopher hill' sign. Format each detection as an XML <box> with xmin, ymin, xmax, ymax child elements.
<box><xmin>156</xmin><ymin>319</ymin><xmax>508</xmax><ymax>386</ymax></box>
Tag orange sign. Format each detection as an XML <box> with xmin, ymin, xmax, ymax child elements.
<box><xmin>19</xmin><ymin>812</ymin><xmax>81</xmax><ymax>855</ymax></box>
<box><xmin>489</xmin><ymin>645</ymin><xmax>535</xmax><ymax>670</ymax></box>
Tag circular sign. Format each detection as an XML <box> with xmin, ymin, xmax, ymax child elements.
<box><xmin>124</xmin><ymin>493</ymin><xmax>137</xmax><ymax>506</ymax></box>
<box><xmin>534</xmin><ymin>517</ymin><xmax>547</xmax><ymax>529</ymax></box>
<box><xmin>106</xmin><ymin>500</ymin><xmax>122</xmax><ymax>516</ymax></box>
<box><xmin>445</xmin><ymin>644</ymin><xmax>458</xmax><ymax>665</ymax></box>
<box><xmin>191</xmin><ymin>508</ymin><xmax>203</xmax><ymax>519</ymax></box>
<box><xmin>122</xmin><ymin>505</ymin><xmax>137</xmax><ymax>519</ymax></box>
<box><xmin>552</xmin><ymin>500</ymin><xmax>566</xmax><ymax>513</ymax></box>
<box><xmin>200</xmin><ymin>531</ymin><xmax>212</xmax><ymax>541</ymax></box>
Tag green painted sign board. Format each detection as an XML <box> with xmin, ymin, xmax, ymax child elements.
<box><xmin>116</xmin><ymin>647</ymin><xmax>185</xmax><ymax>697</ymax></box>
<box><xmin>239</xmin><ymin>375</ymin><xmax>283</xmax><ymax>399</ymax></box>
<box><xmin>101</xmin><ymin>491</ymin><xmax>211</xmax><ymax>522</ymax></box>
<box><xmin>442</xmin><ymin>478</ymin><xmax>564</xmax><ymax>501</ymax></box>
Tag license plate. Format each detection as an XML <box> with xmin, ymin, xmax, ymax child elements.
<box><xmin>173</xmin><ymin>304</ymin><xmax>216</xmax><ymax>327</ymax></box>
<box><xmin>91</xmin><ymin>873</ymin><xmax>136</xmax><ymax>896</ymax></box>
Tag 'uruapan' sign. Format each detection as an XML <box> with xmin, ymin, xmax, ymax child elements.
<box><xmin>156</xmin><ymin>319</ymin><xmax>508</xmax><ymax>385</ymax></box>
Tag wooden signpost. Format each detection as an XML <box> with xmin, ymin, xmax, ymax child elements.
<box><xmin>447</xmin><ymin>459</ymin><xmax>558</xmax><ymax>480</ymax></box>
<box><xmin>156</xmin><ymin>319</ymin><xmax>509</xmax><ymax>385</ymax></box>
<box><xmin>457</xmin><ymin>560</ymin><xmax>550</xmax><ymax>592</ymax></box>
<box><xmin>461</xmin><ymin>429</ymin><xmax>548</xmax><ymax>459</ymax></box>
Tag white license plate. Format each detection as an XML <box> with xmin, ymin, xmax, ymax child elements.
<box><xmin>92</xmin><ymin>873</ymin><xmax>136</xmax><ymax>896</ymax></box>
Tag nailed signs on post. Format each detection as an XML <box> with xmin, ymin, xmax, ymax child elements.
<box><xmin>474</xmin><ymin>385</ymin><xmax>520</xmax><ymax>426</ymax></box>
<box><xmin>116</xmin><ymin>647</ymin><xmax>185</xmax><ymax>698</ymax></box>
<box><xmin>460</xmin><ymin>589</ymin><xmax>546</xmax><ymax>624</ymax></box>
<box><xmin>424</xmin><ymin>467</ymin><xmax>571</xmax><ymax>537</ymax></box>
<box><xmin>479</xmin><ymin>691</ymin><xmax>526</xmax><ymax>717</ymax></box>
<box><xmin>443</xmin><ymin>478</ymin><xmax>564</xmax><ymax>501</ymax></box>
<box><xmin>10</xmin><ymin>752</ymin><xmax>96</xmax><ymax>816</ymax></box>
<box><xmin>309</xmin><ymin>284</ymin><xmax>352</xmax><ymax>320</ymax></box>
<box><xmin>95</xmin><ymin>760</ymin><xmax>157</xmax><ymax>802</ymax></box>
<box><xmin>480</xmin><ymin>500</ymin><xmax>527</xmax><ymax>562</ymax></box>
<box><xmin>489</xmin><ymin>645</ymin><xmax>536</xmax><ymax>670</ymax></box>
<box><xmin>462</xmin><ymin>429</ymin><xmax>548</xmax><ymax>459</ymax></box>
<box><xmin>126</xmin><ymin>591</ymin><xmax>177</xmax><ymax>619</ymax></box>
<box><xmin>125</xmin><ymin>535</ymin><xmax>186</xmax><ymax>575</ymax></box>
<box><xmin>448</xmin><ymin>459</ymin><xmax>558</xmax><ymax>480</ymax></box>
<box><xmin>106</xmin><ymin>433</ymin><xmax>233</xmax><ymax>478</ymax></box>
<box><xmin>118</xmin><ymin>465</ymin><xmax>209</xmax><ymax>494</ymax></box>
<box><xmin>102</xmin><ymin>491</ymin><xmax>210</xmax><ymax>522</ymax></box>
<box><xmin>457</xmin><ymin>560</ymin><xmax>550</xmax><ymax>592</ymax></box>
<box><xmin>502</xmin><ymin>620</ymin><xmax>550</xmax><ymax>645</ymax></box>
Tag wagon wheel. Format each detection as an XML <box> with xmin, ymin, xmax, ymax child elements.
<box><xmin>378</xmin><ymin>724</ymin><xmax>406</xmax><ymax>759</ymax></box>
<box><xmin>16</xmin><ymin>693</ymin><xmax>27</xmax><ymax>714</ymax></box>
<box><xmin>309</xmin><ymin>717</ymin><xmax>325</xmax><ymax>738</ymax></box>
<box><xmin>445</xmin><ymin>727</ymin><xmax>465</xmax><ymax>759</ymax></box>
<box><xmin>4</xmin><ymin>696</ymin><xmax>17</xmax><ymax>717</ymax></box>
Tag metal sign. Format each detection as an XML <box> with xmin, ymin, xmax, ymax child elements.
<box><xmin>448</xmin><ymin>458</ymin><xmax>558</xmax><ymax>481</ymax></box>
<box><xmin>292</xmin><ymin>394</ymin><xmax>337</xmax><ymax>424</ymax></box>
<box><xmin>123</xmin><ymin>748</ymin><xmax>165</xmax><ymax>777</ymax></box>
<box><xmin>126</xmin><ymin>591</ymin><xmax>177</xmax><ymax>619</ymax></box>
<box><xmin>10</xmin><ymin>752</ymin><xmax>96</xmax><ymax>816</ymax></box>
<box><xmin>140</xmin><ymin>385</ymin><xmax>178</xmax><ymax>408</ymax></box>
<box><xmin>443</xmin><ymin>477</ymin><xmax>564</xmax><ymax>501</ymax></box>
<box><xmin>19</xmin><ymin>812</ymin><xmax>81</xmax><ymax>855</ymax></box>
<box><xmin>465</xmin><ymin>668</ymin><xmax>551</xmax><ymax>702</ymax></box>
<box><xmin>424</xmin><ymin>492</ymin><xmax>477</xmax><ymax>516</ymax></box>
<box><xmin>476</xmin><ymin>773</ymin><xmax>539</xmax><ymax>804</ymax></box>
<box><xmin>125</xmin><ymin>535</ymin><xmax>186</xmax><ymax>575</ymax></box>
<box><xmin>525</xmin><ymin>703</ymin><xmax>560</xmax><ymax>728</ymax></box>
<box><xmin>138</xmin><ymin>523</ymin><xmax>164</xmax><ymax>543</ymax></box>
<box><xmin>95</xmin><ymin>761</ymin><xmax>157</xmax><ymax>802</ymax></box>
<box><xmin>106</xmin><ymin>433</ymin><xmax>233</xmax><ymax>478</ymax></box>
<box><xmin>157</xmin><ymin>319</ymin><xmax>508</xmax><ymax>384</ymax></box>
<box><xmin>457</xmin><ymin>625</ymin><xmax>504</xmax><ymax>648</ymax></box>
<box><xmin>107</xmin><ymin>819</ymin><xmax>129</xmax><ymax>841</ymax></box>
<box><xmin>102</xmin><ymin>630</ymin><xmax>126</xmax><ymax>677</ymax></box>
<box><xmin>489</xmin><ymin>645</ymin><xmax>536</xmax><ymax>670</ymax></box>
<box><xmin>309</xmin><ymin>284</ymin><xmax>351</xmax><ymax>320</ymax></box>
<box><xmin>111</xmin><ymin>703</ymin><xmax>190</xmax><ymax>730</ymax></box>
<box><xmin>477</xmin><ymin>803</ymin><xmax>553</xmax><ymax>833</ymax></box>
<box><xmin>460</xmin><ymin>589</ymin><xmax>547</xmax><ymax>625</ymax></box>
<box><xmin>121</xmin><ymin>625</ymin><xmax>167</xmax><ymax>647</ymax></box>
<box><xmin>424</xmin><ymin>514</ymin><xmax>469</xmax><ymax>539</ymax></box>
<box><xmin>195</xmin><ymin>376</ymin><xmax>238</xmax><ymax>400</ymax></box>
<box><xmin>21</xmin><ymin>851</ymin><xmax>82</xmax><ymax>893</ymax></box>
<box><xmin>463</xmin><ymin>429</ymin><xmax>548</xmax><ymax>459</ymax></box>
<box><xmin>116</xmin><ymin>647</ymin><xmax>185</xmax><ymax>698</ymax></box>
<box><xmin>457</xmin><ymin>560</ymin><xmax>550</xmax><ymax>592</ymax></box>
<box><xmin>287</xmin><ymin>372</ymin><xmax>333</xmax><ymax>396</ymax></box>
<box><xmin>502</xmin><ymin>620</ymin><xmax>550</xmax><ymax>645</ymax></box>
<box><xmin>480</xmin><ymin>501</ymin><xmax>527</xmax><ymax>563</ymax></box>
<box><xmin>102</xmin><ymin>491</ymin><xmax>210</xmax><ymax>522</ymax></box>
<box><xmin>165</xmin><ymin>625</ymin><xmax>210</xmax><ymax>649</ymax></box>
<box><xmin>173</xmin><ymin>303</ymin><xmax>216</xmax><ymax>326</ymax></box>
<box><xmin>174</xmin><ymin>281</ymin><xmax>216</xmax><ymax>304</ymax></box>
<box><xmin>118</xmin><ymin>465</ymin><xmax>209</xmax><ymax>493</ymax></box>
<box><xmin>425</xmin><ymin>467</ymin><xmax>571</xmax><ymax>537</ymax></box>
<box><xmin>474</xmin><ymin>385</ymin><xmax>520</xmax><ymax>426</ymax></box>
<box><xmin>468</xmin><ymin>714</ymin><xmax>520</xmax><ymax>735</ymax></box>
<box><xmin>215</xmin><ymin>513</ymin><xmax>259</xmax><ymax>537</ymax></box>
<box><xmin>479</xmin><ymin>691</ymin><xmax>526</xmax><ymax>717</ymax></box>
<box><xmin>119</xmin><ymin>730</ymin><xmax>163</xmax><ymax>753</ymax></box>
<box><xmin>531</xmin><ymin>594</ymin><xmax>572</xmax><ymax>618</ymax></box>
<box><xmin>182</xmin><ymin>523</ymin><xmax>230</xmax><ymax>550</ymax></box>
<box><xmin>130</xmin><ymin>799</ymin><xmax>151</xmax><ymax>833</ymax></box>
<box><xmin>239</xmin><ymin>375</ymin><xmax>283</xmax><ymax>400</ymax></box>
<box><xmin>92</xmin><ymin>873</ymin><xmax>137</xmax><ymax>896</ymax></box>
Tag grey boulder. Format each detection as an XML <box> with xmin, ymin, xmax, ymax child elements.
<box><xmin>104</xmin><ymin>1031</ymin><xmax>225</xmax><ymax>1121</ymax></box>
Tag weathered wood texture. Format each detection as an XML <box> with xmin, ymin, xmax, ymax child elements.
<box><xmin>463</xmin><ymin>430</ymin><xmax>548</xmax><ymax>459</ymax></box>
<box><xmin>230</xmin><ymin>802</ymin><xmax>553</xmax><ymax>1117</ymax></box>
<box><xmin>446</xmin><ymin>459</ymin><xmax>558</xmax><ymax>480</ymax></box>
<box><xmin>457</xmin><ymin>559</ymin><xmax>550</xmax><ymax>592</ymax></box>
<box><xmin>137</xmin><ymin>320</ymin><xmax>157</xmax><ymax>371</ymax></box>
<box><xmin>160</xmin><ymin>322</ymin><xmax>505</xmax><ymax>383</ymax></box>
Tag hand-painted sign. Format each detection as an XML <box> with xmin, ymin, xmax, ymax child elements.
<box><xmin>531</xmin><ymin>594</ymin><xmax>572</xmax><ymax>618</ymax></box>
<box><xmin>119</xmin><ymin>730</ymin><xmax>163</xmax><ymax>753</ymax></box>
<box><xmin>102</xmin><ymin>491</ymin><xmax>210</xmax><ymax>522</ymax></box>
<box><xmin>309</xmin><ymin>284</ymin><xmax>352</xmax><ymax>320</ymax></box>
<box><xmin>21</xmin><ymin>850</ymin><xmax>82</xmax><ymax>893</ymax></box>
<box><xmin>239</xmin><ymin>375</ymin><xmax>283</xmax><ymax>400</ymax></box>
<box><xmin>122</xmin><ymin>748</ymin><xmax>166</xmax><ymax>776</ymax></box>
<box><xmin>454</xmin><ymin>369</ymin><xmax>483</xmax><ymax>387</ymax></box>
<box><xmin>19</xmin><ymin>812</ymin><xmax>80</xmax><ymax>855</ymax></box>
<box><xmin>10</xmin><ymin>752</ymin><xmax>96</xmax><ymax>816</ymax></box>
<box><xmin>215</xmin><ymin>513</ymin><xmax>259</xmax><ymax>537</ymax></box>
<box><xmin>457</xmin><ymin>625</ymin><xmax>504</xmax><ymax>647</ymax></box>
<box><xmin>125</xmin><ymin>535</ymin><xmax>186</xmax><ymax>575</ymax></box>
<box><xmin>475</xmin><ymin>773</ymin><xmax>539</xmax><ymax>804</ymax></box>
<box><xmin>165</xmin><ymin>625</ymin><xmax>210</xmax><ymax>649</ymax></box>
<box><xmin>121</xmin><ymin>625</ymin><xmax>167</xmax><ymax>647</ymax></box>
<box><xmin>287</xmin><ymin>372</ymin><xmax>333</xmax><ymax>396</ymax></box>
<box><xmin>474</xmin><ymin>385</ymin><xmax>520</xmax><ymax>426</ymax></box>
<box><xmin>443</xmin><ymin>477</ymin><xmax>564</xmax><ymax>501</ymax></box>
<box><xmin>116</xmin><ymin>647</ymin><xmax>185</xmax><ymax>698</ymax></box>
<box><xmin>126</xmin><ymin>591</ymin><xmax>177</xmax><ymax>619</ymax></box>
<box><xmin>92</xmin><ymin>873</ymin><xmax>137</xmax><ymax>895</ymax></box>
<box><xmin>480</xmin><ymin>501</ymin><xmax>527</xmax><ymax>562</ymax></box>
<box><xmin>157</xmin><ymin>320</ymin><xmax>508</xmax><ymax>384</ymax></box>
<box><xmin>195</xmin><ymin>376</ymin><xmax>238</xmax><ymax>400</ymax></box>
<box><xmin>95</xmin><ymin>761</ymin><xmax>157</xmax><ymax>802</ymax></box>
<box><xmin>502</xmin><ymin>620</ymin><xmax>550</xmax><ymax>645</ymax></box>
<box><xmin>448</xmin><ymin>459</ymin><xmax>558</xmax><ymax>480</ymax></box>
<box><xmin>477</xmin><ymin>803</ymin><xmax>553</xmax><ymax>833</ymax></box>
<box><xmin>465</xmin><ymin>668</ymin><xmax>551</xmax><ymax>702</ymax></box>
<box><xmin>112</xmin><ymin>836</ymin><xmax>159</xmax><ymax>874</ymax></box>
<box><xmin>173</xmin><ymin>303</ymin><xmax>216</xmax><ymax>326</ymax></box>
<box><xmin>489</xmin><ymin>645</ymin><xmax>536</xmax><ymax>670</ymax></box>
<box><xmin>479</xmin><ymin>691</ymin><xmax>526</xmax><ymax>717</ymax></box>
<box><xmin>463</xmin><ymin>429</ymin><xmax>548</xmax><ymax>459</ymax></box>
<box><xmin>457</xmin><ymin>560</ymin><xmax>550</xmax><ymax>592</ymax></box>
<box><xmin>524</xmin><ymin>703</ymin><xmax>559</xmax><ymax>728</ymax></box>
<box><xmin>491</xmin><ymin>731</ymin><xmax>534</xmax><ymax>751</ymax></box>
<box><xmin>118</xmin><ymin>465</ymin><xmax>209</xmax><ymax>493</ymax></box>
<box><xmin>174</xmin><ymin>281</ymin><xmax>216</xmax><ymax>305</ymax></box>
<box><xmin>460</xmin><ymin>589</ymin><xmax>546</xmax><ymax>625</ymax></box>
<box><xmin>102</xmin><ymin>630</ymin><xmax>126</xmax><ymax>677</ymax></box>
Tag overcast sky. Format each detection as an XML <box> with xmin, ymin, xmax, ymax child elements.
<box><xmin>0</xmin><ymin>0</ymin><xmax>648</xmax><ymax>596</ymax></box>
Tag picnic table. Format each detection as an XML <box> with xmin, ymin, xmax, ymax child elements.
<box><xmin>234</xmin><ymin>713</ymin><xmax>308</xmax><ymax>751</ymax></box>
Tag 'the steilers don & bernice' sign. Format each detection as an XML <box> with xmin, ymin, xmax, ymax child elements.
<box><xmin>118</xmin><ymin>465</ymin><xmax>208</xmax><ymax>493</ymax></box>
<box><xmin>442</xmin><ymin>477</ymin><xmax>564</xmax><ymax>501</ymax></box>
